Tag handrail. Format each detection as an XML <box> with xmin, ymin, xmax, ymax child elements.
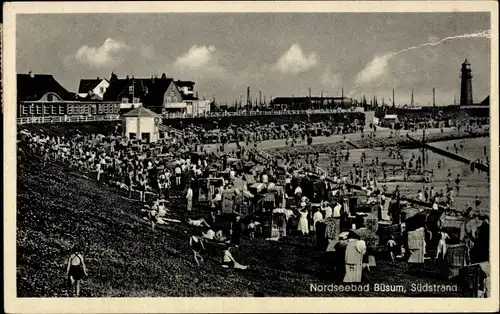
<box><xmin>17</xmin><ymin>108</ymin><xmax>365</xmax><ymax>124</ymax></box>
<box><xmin>17</xmin><ymin>114</ymin><xmax>121</xmax><ymax>125</ymax></box>
<box><xmin>161</xmin><ymin>108</ymin><xmax>364</xmax><ymax>119</ymax></box>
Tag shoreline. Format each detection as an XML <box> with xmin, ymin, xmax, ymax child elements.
<box><xmin>264</xmin><ymin>129</ymin><xmax>489</xmax><ymax>156</ymax></box>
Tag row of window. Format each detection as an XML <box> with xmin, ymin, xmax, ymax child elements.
<box><xmin>121</xmin><ymin>97</ymin><xmax>141</xmax><ymax>104</ymax></box>
<box><xmin>68</xmin><ymin>105</ymin><xmax>91</xmax><ymax>115</ymax></box>
<box><xmin>97</xmin><ymin>103</ymin><xmax>119</xmax><ymax>114</ymax></box>
<box><xmin>21</xmin><ymin>104</ymin><xmax>66</xmax><ymax>115</ymax></box>
<box><xmin>19</xmin><ymin>103</ymin><xmax>120</xmax><ymax>116</ymax></box>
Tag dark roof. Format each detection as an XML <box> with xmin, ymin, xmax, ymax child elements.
<box><xmin>175</xmin><ymin>80</ymin><xmax>195</xmax><ymax>87</ymax></box>
<box><xmin>143</xmin><ymin>77</ymin><xmax>174</xmax><ymax>107</ymax></box>
<box><xmin>78</xmin><ymin>78</ymin><xmax>106</xmax><ymax>93</ymax></box>
<box><xmin>17</xmin><ymin>73</ymin><xmax>76</xmax><ymax>101</ymax></box>
<box><xmin>103</xmin><ymin>75</ymin><xmax>194</xmax><ymax>105</ymax></box>
<box><xmin>103</xmin><ymin>77</ymin><xmax>154</xmax><ymax>101</ymax></box>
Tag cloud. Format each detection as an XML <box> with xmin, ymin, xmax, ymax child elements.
<box><xmin>140</xmin><ymin>45</ymin><xmax>155</xmax><ymax>59</ymax></box>
<box><xmin>354</xmin><ymin>53</ymin><xmax>393</xmax><ymax>85</ymax></box>
<box><xmin>74</xmin><ymin>38</ymin><xmax>130</xmax><ymax>68</ymax></box>
<box><xmin>321</xmin><ymin>68</ymin><xmax>341</xmax><ymax>88</ymax></box>
<box><xmin>171</xmin><ymin>45</ymin><xmax>227</xmax><ymax>80</ymax></box>
<box><xmin>173</xmin><ymin>45</ymin><xmax>219</xmax><ymax>69</ymax></box>
<box><xmin>274</xmin><ymin>43</ymin><xmax>318</xmax><ymax>74</ymax></box>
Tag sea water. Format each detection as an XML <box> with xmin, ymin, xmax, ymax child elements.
<box><xmin>317</xmin><ymin>137</ymin><xmax>490</xmax><ymax>215</ymax></box>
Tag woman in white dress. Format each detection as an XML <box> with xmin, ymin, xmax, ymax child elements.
<box><xmin>298</xmin><ymin>209</ymin><xmax>309</xmax><ymax>235</ymax></box>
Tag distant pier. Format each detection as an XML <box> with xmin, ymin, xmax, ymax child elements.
<box><xmin>407</xmin><ymin>133</ymin><xmax>489</xmax><ymax>172</ymax></box>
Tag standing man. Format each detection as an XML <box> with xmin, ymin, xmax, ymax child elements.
<box><xmin>175</xmin><ymin>164</ymin><xmax>182</xmax><ymax>188</ymax></box>
<box><xmin>455</xmin><ymin>174</ymin><xmax>461</xmax><ymax>196</ymax></box>
<box><xmin>186</xmin><ymin>185</ymin><xmax>193</xmax><ymax>211</ymax></box>
<box><xmin>294</xmin><ymin>184</ymin><xmax>303</xmax><ymax>208</ymax></box>
<box><xmin>230</xmin><ymin>215</ymin><xmax>242</xmax><ymax>248</ymax></box>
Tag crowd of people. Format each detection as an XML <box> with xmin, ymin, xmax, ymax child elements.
<box><xmin>17</xmin><ymin>111</ymin><xmax>490</xmax><ymax>297</ymax></box>
<box><xmin>180</xmin><ymin>119</ymin><xmax>363</xmax><ymax>145</ymax></box>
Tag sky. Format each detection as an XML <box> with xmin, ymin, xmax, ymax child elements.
<box><xmin>16</xmin><ymin>13</ymin><xmax>491</xmax><ymax>105</ymax></box>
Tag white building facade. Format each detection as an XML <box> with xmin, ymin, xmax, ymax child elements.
<box><xmin>122</xmin><ymin>106</ymin><xmax>163</xmax><ymax>143</ymax></box>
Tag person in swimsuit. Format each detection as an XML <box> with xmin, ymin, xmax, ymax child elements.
<box><xmin>222</xmin><ymin>245</ymin><xmax>236</xmax><ymax>268</ymax></box>
<box><xmin>127</xmin><ymin>171</ymin><xmax>134</xmax><ymax>198</ymax></box>
<box><xmin>436</xmin><ymin>229</ymin><xmax>450</xmax><ymax>259</ymax></box>
<box><xmin>189</xmin><ymin>230</ymin><xmax>205</xmax><ymax>267</ymax></box>
<box><xmin>66</xmin><ymin>246</ymin><xmax>88</xmax><ymax>297</ymax></box>
<box><xmin>138</xmin><ymin>175</ymin><xmax>147</xmax><ymax>202</ymax></box>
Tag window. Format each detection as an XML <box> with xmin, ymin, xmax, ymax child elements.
<box><xmin>47</xmin><ymin>94</ymin><xmax>53</xmax><ymax>101</ymax></box>
<box><xmin>29</xmin><ymin>104</ymin><xmax>35</xmax><ymax>115</ymax></box>
<box><xmin>59</xmin><ymin>105</ymin><xmax>65</xmax><ymax>115</ymax></box>
<box><xmin>22</xmin><ymin>105</ymin><xmax>28</xmax><ymax>115</ymax></box>
<box><xmin>44</xmin><ymin>105</ymin><xmax>50</xmax><ymax>115</ymax></box>
<box><xmin>36</xmin><ymin>105</ymin><xmax>42</xmax><ymax>115</ymax></box>
<box><xmin>133</xmin><ymin>97</ymin><xmax>140</xmax><ymax>104</ymax></box>
<box><xmin>51</xmin><ymin>105</ymin><xmax>57</xmax><ymax>115</ymax></box>
<box><xmin>100</xmin><ymin>87</ymin><xmax>105</xmax><ymax>94</ymax></box>
<box><xmin>141</xmin><ymin>133</ymin><xmax>151</xmax><ymax>143</ymax></box>
<box><xmin>67</xmin><ymin>105</ymin><xmax>73</xmax><ymax>115</ymax></box>
<box><xmin>129</xmin><ymin>85</ymin><xmax>134</xmax><ymax>93</ymax></box>
<box><xmin>122</xmin><ymin>98</ymin><xmax>129</xmax><ymax>103</ymax></box>
<box><xmin>129</xmin><ymin>133</ymin><xmax>136</xmax><ymax>140</ymax></box>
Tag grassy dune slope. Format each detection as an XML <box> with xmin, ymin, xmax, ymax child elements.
<box><xmin>17</xmin><ymin>157</ymin><xmax>464</xmax><ymax>297</ymax></box>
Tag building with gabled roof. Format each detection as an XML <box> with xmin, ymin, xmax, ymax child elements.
<box><xmin>103</xmin><ymin>73</ymin><xmax>152</xmax><ymax>104</ymax></box>
<box><xmin>122</xmin><ymin>106</ymin><xmax>164</xmax><ymax>143</ymax></box>
<box><xmin>78</xmin><ymin>77</ymin><xmax>110</xmax><ymax>100</ymax></box>
<box><xmin>17</xmin><ymin>72</ymin><xmax>76</xmax><ymax>102</ymax></box>
<box><xmin>102</xmin><ymin>72</ymin><xmax>210</xmax><ymax>116</ymax></box>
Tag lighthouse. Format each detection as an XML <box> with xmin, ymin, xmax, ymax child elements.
<box><xmin>460</xmin><ymin>58</ymin><xmax>473</xmax><ymax>106</ymax></box>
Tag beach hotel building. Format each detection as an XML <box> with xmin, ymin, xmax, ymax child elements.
<box><xmin>102</xmin><ymin>72</ymin><xmax>211</xmax><ymax>116</ymax></box>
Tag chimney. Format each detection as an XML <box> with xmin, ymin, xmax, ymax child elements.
<box><xmin>97</xmin><ymin>76</ymin><xmax>100</xmax><ymax>80</ymax></box>
<box><xmin>29</xmin><ymin>71</ymin><xmax>34</xmax><ymax>78</ymax></box>
<box><xmin>126</xmin><ymin>75</ymin><xmax>130</xmax><ymax>80</ymax></box>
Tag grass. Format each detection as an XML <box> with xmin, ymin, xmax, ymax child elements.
<box><xmin>17</xmin><ymin>154</ymin><xmax>469</xmax><ymax>297</ymax></box>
